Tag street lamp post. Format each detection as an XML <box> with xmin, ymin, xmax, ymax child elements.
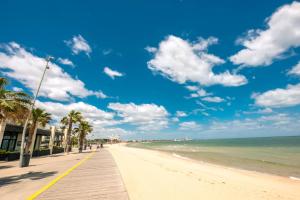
<box><xmin>19</xmin><ymin>56</ymin><xmax>53</xmax><ymax>167</ymax></box>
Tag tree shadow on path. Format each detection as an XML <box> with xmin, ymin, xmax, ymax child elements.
<box><xmin>0</xmin><ymin>171</ymin><xmax>57</xmax><ymax>186</ymax></box>
<box><xmin>0</xmin><ymin>165</ymin><xmax>14</xmax><ymax>170</ymax></box>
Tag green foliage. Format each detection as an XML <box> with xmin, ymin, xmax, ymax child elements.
<box><xmin>0</xmin><ymin>77</ymin><xmax>31</xmax><ymax>122</ymax></box>
<box><xmin>31</xmin><ymin>108</ymin><xmax>52</xmax><ymax>128</ymax></box>
<box><xmin>60</xmin><ymin>110</ymin><xmax>83</xmax><ymax>127</ymax></box>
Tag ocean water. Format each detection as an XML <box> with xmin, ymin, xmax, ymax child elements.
<box><xmin>127</xmin><ymin>136</ymin><xmax>300</xmax><ymax>178</ymax></box>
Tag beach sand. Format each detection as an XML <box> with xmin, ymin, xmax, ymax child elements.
<box><xmin>109</xmin><ymin>144</ymin><xmax>300</xmax><ymax>200</ymax></box>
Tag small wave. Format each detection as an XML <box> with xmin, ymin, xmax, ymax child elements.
<box><xmin>172</xmin><ymin>153</ymin><xmax>189</xmax><ymax>160</ymax></box>
<box><xmin>289</xmin><ymin>176</ymin><xmax>300</xmax><ymax>181</ymax></box>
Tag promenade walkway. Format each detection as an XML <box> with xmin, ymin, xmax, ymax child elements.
<box><xmin>36</xmin><ymin>149</ymin><xmax>129</xmax><ymax>200</ymax></box>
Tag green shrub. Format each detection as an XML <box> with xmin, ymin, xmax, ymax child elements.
<box><xmin>0</xmin><ymin>150</ymin><xmax>8</xmax><ymax>154</ymax></box>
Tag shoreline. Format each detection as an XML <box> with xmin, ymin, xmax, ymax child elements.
<box><xmin>109</xmin><ymin>144</ymin><xmax>300</xmax><ymax>200</ymax></box>
<box><xmin>170</xmin><ymin>152</ymin><xmax>300</xmax><ymax>181</ymax></box>
<box><xmin>126</xmin><ymin>138</ymin><xmax>300</xmax><ymax>178</ymax></box>
<box><xmin>130</xmin><ymin>145</ymin><xmax>300</xmax><ymax>181</ymax></box>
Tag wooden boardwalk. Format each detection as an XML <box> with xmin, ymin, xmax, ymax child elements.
<box><xmin>36</xmin><ymin>149</ymin><xmax>129</xmax><ymax>200</ymax></box>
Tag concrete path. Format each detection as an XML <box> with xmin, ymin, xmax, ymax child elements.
<box><xmin>0</xmin><ymin>151</ymin><xmax>90</xmax><ymax>199</ymax></box>
<box><xmin>36</xmin><ymin>149</ymin><xmax>129</xmax><ymax>200</ymax></box>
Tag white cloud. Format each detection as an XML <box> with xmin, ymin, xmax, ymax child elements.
<box><xmin>93</xmin><ymin>91</ymin><xmax>108</xmax><ymax>99</ymax></box>
<box><xmin>36</xmin><ymin>100</ymin><xmax>116</xmax><ymax>125</ymax></box>
<box><xmin>12</xmin><ymin>87</ymin><xmax>23</xmax><ymax>92</ymax></box>
<box><xmin>145</xmin><ymin>46</ymin><xmax>157</xmax><ymax>53</ymax></box>
<box><xmin>209</xmin><ymin>113</ymin><xmax>294</xmax><ymax>132</ymax></box>
<box><xmin>175</xmin><ymin>111</ymin><xmax>187</xmax><ymax>117</ymax></box>
<box><xmin>190</xmin><ymin>88</ymin><xmax>212</xmax><ymax>98</ymax></box>
<box><xmin>288</xmin><ymin>61</ymin><xmax>300</xmax><ymax>76</ymax></box>
<box><xmin>253</xmin><ymin>83</ymin><xmax>300</xmax><ymax>107</ymax></box>
<box><xmin>230</xmin><ymin>2</ymin><xmax>300</xmax><ymax>67</ymax></box>
<box><xmin>108</xmin><ymin>102</ymin><xmax>169</xmax><ymax>131</ymax></box>
<box><xmin>57</xmin><ymin>58</ymin><xmax>75</xmax><ymax>68</ymax></box>
<box><xmin>103</xmin><ymin>67</ymin><xmax>124</xmax><ymax>79</ymax></box>
<box><xmin>88</xmin><ymin>127</ymin><xmax>132</xmax><ymax>139</ymax></box>
<box><xmin>65</xmin><ymin>35</ymin><xmax>92</xmax><ymax>56</ymax></box>
<box><xmin>198</xmin><ymin>113</ymin><xmax>300</xmax><ymax>138</ymax></box>
<box><xmin>195</xmin><ymin>101</ymin><xmax>219</xmax><ymax>111</ymax></box>
<box><xmin>0</xmin><ymin>42</ymin><xmax>106</xmax><ymax>101</ymax></box>
<box><xmin>171</xmin><ymin>117</ymin><xmax>179</xmax><ymax>122</ymax></box>
<box><xmin>185</xmin><ymin>85</ymin><xmax>199</xmax><ymax>91</ymax></box>
<box><xmin>202</xmin><ymin>96</ymin><xmax>224</xmax><ymax>103</ymax></box>
<box><xmin>179</xmin><ymin>121</ymin><xmax>202</xmax><ymax>130</ymax></box>
<box><xmin>147</xmin><ymin>35</ymin><xmax>247</xmax><ymax>86</ymax></box>
<box><xmin>243</xmin><ymin>108</ymin><xmax>273</xmax><ymax>115</ymax></box>
<box><xmin>102</xmin><ymin>49</ymin><xmax>113</xmax><ymax>55</ymax></box>
<box><xmin>259</xmin><ymin>113</ymin><xmax>291</xmax><ymax>125</ymax></box>
<box><xmin>202</xmin><ymin>112</ymin><xmax>210</xmax><ymax>117</ymax></box>
<box><xmin>35</xmin><ymin>100</ymin><xmax>130</xmax><ymax>138</ymax></box>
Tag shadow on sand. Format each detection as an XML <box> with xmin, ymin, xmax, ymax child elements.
<box><xmin>0</xmin><ymin>165</ymin><xmax>14</xmax><ymax>170</ymax></box>
<box><xmin>0</xmin><ymin>171</ymin><xmax>57</xmax><ymax>186</ymax></box>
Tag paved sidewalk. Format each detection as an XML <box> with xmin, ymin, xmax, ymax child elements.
<box><xmin>0</xmin><ymin>151</ymin><xmax>91</xmax><ymax>199</ymax></box>
<box><xmin>36</xmin><ymin>149</ymin><xmax>129</xmax><ymax>200</ymax></box>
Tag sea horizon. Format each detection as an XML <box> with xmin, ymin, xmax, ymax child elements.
<box><xmin>133</xmin><ymin>134</ymin><xmax>300</xmax><ymax>142</ymax></box>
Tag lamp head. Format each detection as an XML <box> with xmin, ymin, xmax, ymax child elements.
<box><xmin>46</xmin><ymin>56</ymin><xmax>54</xmax><ymax>69</ymax></box>
<box><xmin>46</xmin><ymin>56</ymin><xmax>55</xmax><ymax>61</ymax></box>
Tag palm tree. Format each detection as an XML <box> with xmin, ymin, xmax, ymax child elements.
<box><xmin>24</xmin><ymin>108</ymin><xmax>51</xmax><ymax>154</ymax></box>
<box><xmin>0</xmin><ymin>77</ymin><xmax>31</xmax><ymax>124</ymax></box>
<box><xmin>74</xmin><ymin>120</ymin><xmax>93</xmax><ymax>153</ymax></box>
<box><xmin>61</xmin><ymin>110</ymin><xmax>82</xmax><ymax>153</ymax></box>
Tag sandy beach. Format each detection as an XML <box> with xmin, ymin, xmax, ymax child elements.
<box><xmin>109</xmin><ymin>144</ymin><xmax>300</xmax><ymax>200</ymax></box>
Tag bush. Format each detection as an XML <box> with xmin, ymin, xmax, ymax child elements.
<box><xmin>0</xmin><ymin>149</ymin><xmax>7</xmax><ymax>154</ymax></box>
<box><xmin>6</xmin><ymin>152</ymin><xmax>20</xmax><ymax>161</ymax></box>
<box><xmin>52</xmin><ymin>146</ymin><xmax>64</xmax><ymax>154</ymax></box>
<box><xmin>32</xmin><ymin>149</ymin><xmax>50</xmax><ymax>157</ymax></box>
<box><xmin>0</xmin><ymin>151</ymin><xmax>8</xmax><ymax>161</ymax></box>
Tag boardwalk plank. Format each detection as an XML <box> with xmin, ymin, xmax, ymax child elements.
<box><xmin>36</xmin><ymin>149</ymin><xmax>129</xmax><ymax>200</ymax></box>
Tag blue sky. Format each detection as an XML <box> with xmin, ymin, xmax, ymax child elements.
<box><xmin>1</xmin><ymin>0</ymin><xmax>300</xmax><ymax>140</ymax></box>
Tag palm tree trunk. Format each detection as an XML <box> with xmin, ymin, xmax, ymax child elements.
<box><xmin>66</xmin><ymin>118</ymin><xmax>72</xmax><ymax>153</ymax></box>
<box><xmin>0</xmin><ymin>119</ymin><xmax>6</xmax><ymax>147</ymax></box>
<box><xmin>29</xmin><ymin>126</ymin><xmax>38</xmax><ymax>157</ymax></box>
<box><xmin>79</xmin><ymin>131</ymin><xmax>84</xmax><ymax>153</ymax></box>
<box><xmin>25</xmin><ymin>123</ymin><xmax>37</xmax><ymax>154</ymax></box>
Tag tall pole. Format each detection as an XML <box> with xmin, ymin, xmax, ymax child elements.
<box><xmin>19</xmin><ymin>56</ymin><xmax>53</xmax><ymax>167</ymax></box>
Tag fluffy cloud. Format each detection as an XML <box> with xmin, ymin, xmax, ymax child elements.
<box><xmin>202</xmin><ymin>96</ymin><xmax>224</xmax><ymax>103</ymax></box>
<box><xmin>103</xmin><ymin>67</ymin><xmax>124</xmax><ymax>79</ymax></box>
<box><xmin>108</xmin><ymin>102</ymin><xmax>169</xmax><ymax>131</ymax></box>
<box><xmin>253</xmin><ymin>83</ymin><xmax>300</xmax><ymax>107</ymax></box>
<box><xmin>147</xmin><ymin>35</ymin><xmax>247</xmax><ymax>86</ymax></box>
<box><xmin>36</xmin><ymin>100</ymin><xmax>116</xmax><ymax>125</ymax></box>
<box><xmin>209</xmin><ymin>113</ymin><xmax>295</xmax><ymax>132</ymax></box>
<box><xmin>179</xmin><ymin>121</ymin><xmax>202</xmax><ymax>130</ymax></box>
<box><xmin>196</xmin><ymin>113</ymin><xmax>300</xmax><ymax>138</ymax></box>
<box><xmin>190</xmin><ymin>88</ymin><xmax>212</xmax><ymax>98</ymax></box>
<box><xmin>12</xmin><ymin>87</ymin><xmax>23</xmax><ymax>92</ymax></box>
<box><xmin>243</xmin><ymin>108</ymin><xmax>273</xmax><ymax>115</ymax></box>
<box><xmin>0</xmin><ymin>42</ymin><xmax>106</xmax><ymax>101</ymax></box>
<box><xmin>65</xmin><ymin>35</ymin><xmax>92</xmax><ymax>56</ymax></box>
<box><xmin>185</xmin><ymin>85</ymin><xmax>199</xmax><ymax>91</ymax></box>
<box><xmin>145</xmin><ymin>46</ymin><xmax>157</xmax><ymax>53</ymax></box>
<box><xmin>88</xmin><ymin>127</ymin><xmax>132</xmax><ymax>139</ymax></box>
<box><xmin>288</xmin><ymin>61</ymin><xmax>300</xmax><ymax>76</ymax></box>
<box><xmin>35</xmin><ymin>101</ymin><xmax>131</xmax><ymax>138</ymax></box>
<box><xmin>57</xmin><ymin>58</ymin><xmax>75</xmax><ymax>67</ymax></box>
<box><xmin>230</xmin><ymin>2</ymin><xmax>300</xmax><ymax>67</ymax></box>
<box><xmin>175</xmin><ymin>111</ymin><xmax>187</xmax><ymax>117</ymax></box>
